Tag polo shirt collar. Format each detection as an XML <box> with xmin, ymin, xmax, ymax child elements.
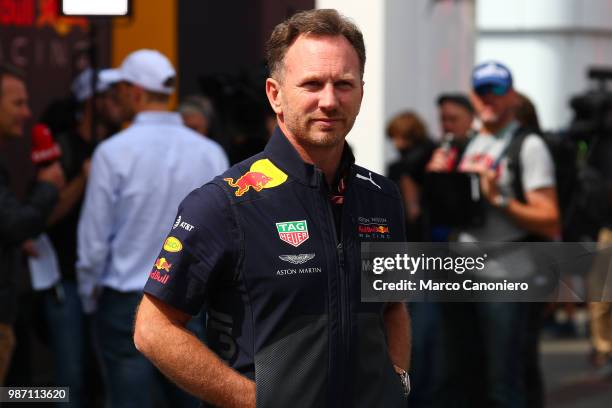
<box><xmin>133</xmin><ymin>111</ymin><xmax>183</xmax><ymax>126</ymax></box>
<box><xmin>264</xmin><ymin>127</ymin><xmax>355</xmax><ymax>188</ymax></box>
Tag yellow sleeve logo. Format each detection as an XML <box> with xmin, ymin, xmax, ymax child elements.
<box><xmin>163</xmin><ymin>237</ymin><xmax>183</xmax><ymax>252</ymax></box>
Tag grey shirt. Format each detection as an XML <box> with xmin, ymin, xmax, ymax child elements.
<box><xmin>457</xmin><ymin>121</ymin><xmax>555</xmax><ymax>242</ymax></box>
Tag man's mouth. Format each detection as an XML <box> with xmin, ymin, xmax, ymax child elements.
<box><xmin>312</xmin><ymin>118</ymin><xmax>343</xmax><ymax>124</ymax></box>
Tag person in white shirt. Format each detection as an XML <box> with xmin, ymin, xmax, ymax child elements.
<box><xmin>77</xmin><ymin>49</ymin><xmax>228</xmax><ymax>407</ymax></box>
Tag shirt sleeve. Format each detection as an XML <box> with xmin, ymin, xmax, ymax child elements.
<box><xmin>76</xmin><ymin>146</ymin><xmax>116</xmax><ymax>311</ymax></box>
<box><xmin>143</xmin><ymin>183</ymin><xmax>237</xmax><ymax>315</ymax></box>
<box><xmin>520</xmin><ymin>135</ymin><xmax>556</xmax><ymax>192</ymax></box>
<box><xmin>0</xmin><ymin>174</ymin><xmax>58</xmax><ymax>245</ymax></box>
<box><xmin>212</xmin><ymin>142</ymin><xmax>230</xmax><ymax>176</ymax></box>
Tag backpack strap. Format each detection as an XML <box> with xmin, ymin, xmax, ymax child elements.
<box><xmin>502</xmin><ymin>126</ymin><xmax>537</xmax><ymax>204</ymax></box>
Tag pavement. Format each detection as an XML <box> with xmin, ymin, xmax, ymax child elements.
<box><xmin>542</xmin><ymin>338</ymin><xmax>612</xmax><ymax>408</ymax></box>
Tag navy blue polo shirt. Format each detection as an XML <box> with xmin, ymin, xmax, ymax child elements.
<box><xmin>144</xmin><ymin>128</ymin><xmax>407</xmax><ymax>407</ymax></box>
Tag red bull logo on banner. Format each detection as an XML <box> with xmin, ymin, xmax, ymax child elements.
<box><xmin>37</xmin><ymin>0</ymin><xmax>89</xmax><ymax>36</ymax></box>
<box><xmin>224</xmin><ymin>159</ymin><xmax>288</xmax><ymax>197</ymax></box>
<box><xmin>276</xmin><ymin>220</ymin><xmax>309</xmax><ymax>247</ymax></box>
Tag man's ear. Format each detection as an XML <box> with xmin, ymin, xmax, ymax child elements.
<box><xmin>360</xmin><ymin>80</ymin><xmax>365</xmax><ymax>104</ymax></box>
<box><xmin>132</xmin><ymin>85</ymin><xmax>145</xmax><ymax>109</ymax></box>
<box><xmin>265</xmin><ymin>77</ymin><xmax>282</xmax><ymax>115</ymax></box>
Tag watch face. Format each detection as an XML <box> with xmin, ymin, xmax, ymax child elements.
<box><xmin>398</xmin><ymin>372</ymin><xmax>410</xmax><ymax>396</ymax></box>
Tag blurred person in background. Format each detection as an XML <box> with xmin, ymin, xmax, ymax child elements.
<box><xmin>386</xmin><ymin>111</ymin><xmax>435</xmax><ymax>241</ymax></box>
<box><xmin>33</xmin><ymin>68</ymin><xmax>121</xmax><ymax>407</ymax></box>
<box><xmin>76</xmin><ymin>49</ymin><xmax>228</xmax><ymax>408</ymax></box>
<box><xmin>0</xmin><ymin>63</ymin><xmax>64</xmax><ymax>384</ymax></box>
<box><xmin>178</xmin><ymin>95</ymin><xmax>216</xmax><ymax>137</ymax></box>
<box><xmin>437</xmin><ymin>61</ymin><xmax>559</xmax><ymax>408</ymax></box>
<box><xmin>426</xmin><ymin>93</ymin><xmax>476</xmax><ymax>173</ymax></box>
<box><xmin>404</xmin><ymin>93</ymin><xmax>476</xmax><ymax>407</ymax></box>
<box><xmin>514</xmin><ymin>91</ymin><xmax>548</xmax><ymax>408</ymax></box>
<box><xmin>424</xmin><ymin>93</ymin><xmax>476</xmax><ymax>243</ymax></box>
<box><xmin>514</xmin><ymin>92</ymin><xmax>542</xmax><ymax>134</ymax></box>
<box><xmin>588</xmin><ymin>228</ymin><xmax>612</xmax><ymax>379</ymax></box>
<box><xmin>385</xmin><ymin>111</ymin><xmax>437</xmax><ymax>407</ymax></box>
<box><xmin>583</xmin><ymin>80</ymin><xmax>612</xmax><ymax>377</ymax></box>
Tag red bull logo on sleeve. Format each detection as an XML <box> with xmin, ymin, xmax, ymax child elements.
<box><xmin>150</xmin><ymin>257</ymin><xmax>172</xmax><ymax>284</ymax></box>
<box><xmin>149</xmin><ymin>270</ymin><xmax>170</xmax><ymax>285</ymax></box>
<box><xmin>224</xmin><ymin>159</ymin><xmax>288</xmax><ymax>197</ymax></box>
<box><xmin>154</xmin><ymin>257</ymin><xmax>172</xmax><ymax>272</ymax></box>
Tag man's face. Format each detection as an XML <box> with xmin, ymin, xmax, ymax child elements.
<box><xmin>96</xmin><ymin>91</ymin><xmax>123</xmax><ymax>129</ymax></box>
<box><xmin>113</xmin><ymin>81</ymin><xmax>137</xmax><ymax>121</ymax></box>
<box><xmin>472</xmin><ymin>86</ymin><xmax>515</xmax><ymax>128</ymax></box>
<box><xmin>439</xmin><ymin>101</ymin><xmax>473</xmax><ymax>139</ymax></box>
<box><xmin>0</xmin><ymin>75</ymin><xmax>31</xmax><ymax>139</ymax></box>
<box><xmin>267</xmin><ymin>34</ymin><xmax>364</xmax><ymax>149</ymax></box>
<box><xmin>181</xmin><ymin>111</ymin><xmax>208</xmax><ymax>135</ymax></box>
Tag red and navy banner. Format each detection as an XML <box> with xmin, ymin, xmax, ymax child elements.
<box><xmin>0</xmin><ymin>0</ymin><xmax>110</xmax><ymax>193</ymax></box>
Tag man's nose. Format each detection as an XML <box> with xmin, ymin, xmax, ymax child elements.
<box><xmin>319</xmin><ymin>83</ymin><xmax>339</xmax><ymax>111</ymax></box>
<box><xmin>23</xmin><ymin>105</ymin><xmax>32</xmax><ymax>120</ymax></box>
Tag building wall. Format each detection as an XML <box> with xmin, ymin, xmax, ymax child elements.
<box><xmin>111</xmin><ymin>0</ymin><xmax>177</xmax><ymax>104</ymax></box>
<box><xmin>111</xmin><ymin>0</ymin><xmax>177</xmax><ymax>67</ymax></box>
<box><xmin>477</xmin><ymin>0</ymin><xmax>612</xmax><ymax>131</ymax></box>
<box><xmin>317</xmin><ymin>0</ymin><xmax>475</xmax><ymax>173</ymax></box>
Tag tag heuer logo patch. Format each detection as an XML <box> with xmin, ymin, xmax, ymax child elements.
<box><xmin>276</xmin><ymin>220</ymin><xmax>309</xmax><ymax>247</ymax></box>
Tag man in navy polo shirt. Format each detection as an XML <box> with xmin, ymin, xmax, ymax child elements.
<box><xmin>134</xmin><ymin>9</ymin><xmax>411</xmax><ymax>408</ymax></box>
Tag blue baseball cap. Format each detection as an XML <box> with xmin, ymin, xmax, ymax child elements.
<box><xmin>472</xmin><ymin>61</ymin><xmax>513</xmax><ymax>95</ymax></box>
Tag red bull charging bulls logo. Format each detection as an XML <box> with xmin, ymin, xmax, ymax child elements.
<box><xmin>224</xmin><ymin>159</ymin><xmax>288</xmax><ymax>197</ymax></box>
<box><xmin>154</xmin><ymin>257</ymin><xmax>172</xmax><ymax>272</ymax></box>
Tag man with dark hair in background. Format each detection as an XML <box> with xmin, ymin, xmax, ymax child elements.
<box><xmin>427</xmin><ymin>93</ymin><xmax>475</xmax><ymax>173</ymax></box>
<box><xmin>134</xmin><ymin>9</ymin><xmax>411</xmax><ymax>408</ymax></box>
<box><xmin>178</xmin><ymin>95</ymin><xmax>216</xmax><ymax>137</ymax></box>
<box><xmin>0</xmin><ymin>63</ymin><xmax>64</xmax><ymax>384</ymax></box>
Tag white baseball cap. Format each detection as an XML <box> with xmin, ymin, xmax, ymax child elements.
<box><xmin>71</xmin><ymin>68</ymin><xmax>122</xmax><ymax>102</ymax></box>
<box><xmin>108</xmin><ymin>49</ymin><xmax>176</xmax><ymax>94</ymax></box>
<box><xmin>99</xmin><ymin>69</ymin><xmax>121</xmax><ymax>88</ymax></box>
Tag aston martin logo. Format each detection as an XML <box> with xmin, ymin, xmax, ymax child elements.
<box><xmin>278</xmin><ymin>254</ymin><xmax>315</xmax><ymax>265</ymax></box>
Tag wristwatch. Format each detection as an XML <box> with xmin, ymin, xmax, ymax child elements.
<box><xmin>493</xmin><ymin>193</ymin><xmax>510</xmax><ymax>209</ymax></box>
<box><xmin>393</xmin><ymin>365</ymin><xmax>411</xmax><ymax>397</ymax></box>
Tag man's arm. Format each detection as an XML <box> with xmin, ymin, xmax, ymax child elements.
<box><xmin>0</xmin><ymin>166</ymin><xmax>59</xmax><ymax>245</ymax></box>
<box><xmin>383</xmin><ymin>302</ymin><xmax>411</xmax><ymax>371</ymax></box>
<box><xmin>399</xmin><ymin>175</ymin><xmax>421</xmax><ymax>223</ymax></box>
<box><xmin>48</xmin><ymin>160</ymin><xmax>90</xmax><ymax>226</ymax></box>
<box><xmin>502</xmin><ymin>187</ymin><xmax>560</xmax><ymax>238</ymax></box>
<box><xmin>76</xmin><ymin>151</ymin><xmax>114</xmax><ymax>312</ymax></box>
<box><xmin>480</xmin><ymin>171</ymin><xmax>560</xmax><ymax>239</ymax></box>
<box><xmin>134</xmin><ymin>294</ymin><xmax>256</xmax><ymax>408</ymax></box>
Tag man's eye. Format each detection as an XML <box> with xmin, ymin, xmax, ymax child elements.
<box><xmin>335</xmin><ymin>81</ymin><xmax>353</xmax><ymax>89</ymax></box>
<box><xmin>303</xmin><ymin>81</ymin><xmax>321</xmax><ymax>89</ymax></box>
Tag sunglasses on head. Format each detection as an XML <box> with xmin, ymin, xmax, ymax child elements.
<box><xmin>475</xmin><ymin>84</ymin><xmax>508</xmax><ymax>96</ymax></box>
